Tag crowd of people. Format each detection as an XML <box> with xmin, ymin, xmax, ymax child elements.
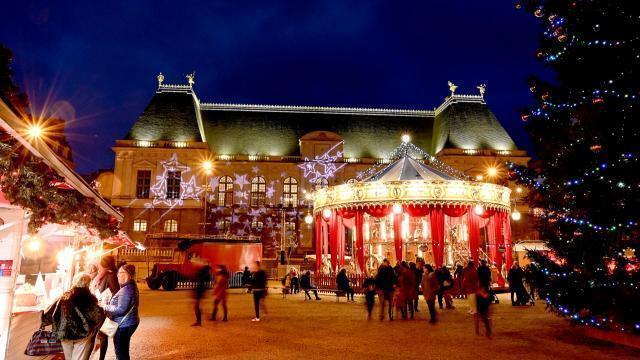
<box><xmin>41</xmin><ymin>255</ymin><xmax>140</xmax><ymax>360</ymax></box>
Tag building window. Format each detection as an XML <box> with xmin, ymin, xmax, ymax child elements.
<box><xmin>251</xmin><ymin>220</ymin><xmax>264</xmax><ymax>231</ymax></box>
<box><xmin>166</xmin><ymin>171</ymin><xmax>181</xmax><ymax>199</ymax></box>
<box><xmin>250</xmin><ymin>176</ymin><xmax>266</xmax><ymax>207</ymax></box>
<box><xmin>283</xmin><ymin>177</ymin><xmax>298</xmax><ymax>207</ymax></box>
<box><xmin>284</xmin><ymin>221</ymin><xmax>296</xmax><ymax>232</ymax></box>
<box><xmin>163</xmin><ymin>219</ymin><xmax>178</xmax><ymax>232</ymax></box>
<box><xmin>315</xmin><ymin>178</ymin><xmax>328</xmax><ymax>190</ymax></box>
<box><xmin>136</xmin><ymin>170</ymin><xmax>151</xmax><ymax>198</ymax></box>
<box><xmin>133</xmin><ymin>219</ymin><xmax>147</xmax><ymax>232</ymax></box>
<box><xmin>217</xmin><ymin>176</ymin><xmax>234</xmax><ymax>206</ymax></box>
<box><xmin>216</xmin><ymin>220</ymin><xmax>230</xmax><ymax>232</ymax></box>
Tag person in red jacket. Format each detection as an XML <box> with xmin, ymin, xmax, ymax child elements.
<box><xmin>211</xmin><ymin>265</ymin><xmax>229</xmax><ymax>321</ymax></box>
<box><xmin>461</xmin><ymin>260</ymin><xmax>479</xmax><ymax>314</ymax></box>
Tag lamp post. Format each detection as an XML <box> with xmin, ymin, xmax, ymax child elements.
<box><xmin>201</xmin><ymin>161</ymin><xmax>213</xmax><ymax>235</ymax></box>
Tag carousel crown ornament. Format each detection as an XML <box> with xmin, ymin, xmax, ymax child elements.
<box><xmin>311</xmin><ymin>136</ymin><xmax>514</xmax><ymax>282</ymax></box>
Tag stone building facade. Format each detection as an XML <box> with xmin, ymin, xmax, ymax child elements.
<box><xmin>99</xmin><ymin>78</ymin><xmax>533</xmax><ymax>259</ymax></box>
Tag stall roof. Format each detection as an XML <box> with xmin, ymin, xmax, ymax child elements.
<box><xmin>0</xmin><ymin>100</ymin><xmax>123</xmax><ymax>221</ymax></box>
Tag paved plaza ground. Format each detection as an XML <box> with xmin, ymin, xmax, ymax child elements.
<box><xmin>104</xmin><ymin>287</ymin><xmax>640</xmax><ymax>360</ymax></box>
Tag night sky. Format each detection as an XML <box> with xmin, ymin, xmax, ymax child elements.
<box><xmin>1</xmin><ymin>1</ymin><xmax>548</xmax><ymax>174</ymax></box>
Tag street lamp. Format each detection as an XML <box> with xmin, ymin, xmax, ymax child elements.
<box><xmin>200</xmin><ymin>161</ymin><xmax>214</xmax><ymax>235</ymax></box>
<box><xmin>487</xmin><ymin>166</ymin><xmax>498</xmax><ymax>178</ymax></box>
<box><xmin>511</xmin><ymin>210</ymin><xmax>522</xmax><ymax>221</ymax></box>
<box><xmin>304</xmin><ymin>213</ymin><xmax>313</xmax><ymax>225</ymax></box>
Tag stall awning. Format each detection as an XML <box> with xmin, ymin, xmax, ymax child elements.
<box><xmin>0</xmin><ymin>100</ymin><xmax>122</xmax><ymax>221</ymax></box>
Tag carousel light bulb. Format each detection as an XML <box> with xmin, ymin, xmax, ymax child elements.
<box><xmin>401</xmin><ymin>134</ymin><xmax>411</xmax><ymax>143</ymax></box>
<box><xmin>322</xmin><ymin>208</ymin><xmax>332</xmax><ymax>220</ymax></box>
<box><xmin>304</xmin><ymin>213</ymin><xmax>314</xmax><ymax>225</ymax></box>
<box><xmin>476</xmin><ymin>174</ymin><xmax>484</xmax><ymax>181</ymax></box>
<box><xmin>474</xmin><ymin>205</ymin><xmax>484</xmax><ymax>216</ymax></box>
<box><xmin>511</xmin><ymin>210</ymin><xmax>522</xmax><ymax>221</ymax></box>
<box><xmin>392</xmin><ymin>203</ymin><xmax>403</xmax><ymax>214</ymax></box>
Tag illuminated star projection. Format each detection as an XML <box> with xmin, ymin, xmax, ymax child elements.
<box><xmin>149</xmin><ymin>153</ymin><xmax>203</xmax><ymax>207</ymax></box>
<box><xmin>234</xmin><ymin>173</ymin><xmax>250</xmax><ymax>190</ymax></box>
<box><xmin>297</xmin><ymin>141</ymin><xmax>347</xmax><ymax>185</ymax></box>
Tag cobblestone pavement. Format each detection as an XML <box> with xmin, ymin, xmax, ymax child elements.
<box><xmin>104</xmin><ymin>287</ymin><xmax>640</xmax><ymax>360</ymax></box>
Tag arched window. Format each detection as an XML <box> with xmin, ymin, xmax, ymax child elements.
<box><xmin>315</xmin><ymin>178</ymin><xmax>328</xmax><ymax>190</ymax></box>
<box><xmin>216</xmin><ymin>220</ymin><xmax>230</xmax><ymax>232</ymax></box>
<box><xmin>283</xmin><ymin>177</ymin><xmax>298</xmax><ymax>207</ymax></box>
<box><xmin>217</xmin><ymin>176</ymin><xmax>234</xmax><ymax>206</ymax></box>
<box><xmin>250</xmin><ymin>176</ymin><xmax>266</xmax><ymax>207</ymax></box>
<box><xmin>163</xmin><ymin>219</ymin><xmax>178</xmax><ymax>233</ymax></box>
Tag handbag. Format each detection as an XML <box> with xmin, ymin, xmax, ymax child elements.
<box><xmin>25</xmin><ymin>300</ymin><xmax>62</xmax><ymax>356</ymax></box>
<box><xmin>99</xmin><ymin>303</ymin><xmax>134</xmax><ymax>337</ymax></box>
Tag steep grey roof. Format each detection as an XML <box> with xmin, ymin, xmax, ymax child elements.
<box><xmin>365</xmin><ymin>156</ymin><xmax>458</xmax><ymax>182</ymax></box>
<box><xmin>124</xmin><ymin>87</ymin><xmax>519</xmax><ymax>157</ymax></box>
<box><xmin>126</xmin><ymin>91</ymin><xmax>202</xmax><ymax>142</ymax></box>
<box><xmin>199</xmin><ymin>108</ymin><xmax>433</xmax><ymax>158</ymax></box>
<box><xmin>433</xmin><ymin>98</ymin><xmax>517</xmax><ymax>154</ymax></box>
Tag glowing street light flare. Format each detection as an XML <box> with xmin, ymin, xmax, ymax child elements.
<box><xmin>515</xmin><ymin>186</ymin><xmax>523</xmax><ymax>194</ymax></box>
<box><xmin>487</xmin><ymin>167</ymin><xmax>498</xmax><ymax>177</ymax></box>
<box><xmin>26</xmin><ymin>124</ymin><xmax>44</xmax><ymax>139</ymax></box>
<box><xmin>401</xmin><ymin>134</ymin><xmax>411</xmax><ymax>143</ymax></box>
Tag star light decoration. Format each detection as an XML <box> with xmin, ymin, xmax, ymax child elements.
<box><xmin>298</xmin><ymin>141</ymin><xmax>347</xmax><ymax>185</ymax></box>
<box><xmin>149</xmin><ymin>153</ymin><xmax>204</xmax><ymax>207</ymax></box>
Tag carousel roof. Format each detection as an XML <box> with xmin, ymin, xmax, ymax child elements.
<box><xmin>364</xmin><ymin>155</ymin><xmax>459</xmax><ymax>182</ymax></box>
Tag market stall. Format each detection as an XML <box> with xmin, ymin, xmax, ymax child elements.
<box><xmin>1</xmin><ymin>99</ymin><xmax>124</xmax><ymax>359</ymax></box>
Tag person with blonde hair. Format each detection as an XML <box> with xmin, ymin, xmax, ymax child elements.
<box><xmin>43</xmin><ymin>273</ymin><xmax>105</xmax><ymax>360</ymax></box>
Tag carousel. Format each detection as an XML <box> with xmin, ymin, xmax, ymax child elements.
<box><xmin>312</xmin><ymin>137</ymin><xmax>513</xmax><ymax>285</ymax></box>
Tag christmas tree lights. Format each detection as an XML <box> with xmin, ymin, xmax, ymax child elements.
<box><xmin>513</xmin><ymin>0</ymin><xmax>640</xmax><ymax>333</ymax></box>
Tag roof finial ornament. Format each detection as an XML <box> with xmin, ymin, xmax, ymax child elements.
<box><xmin>157</xmin><ymin>72</ymin><xmax>164</xmax><ymax>87</ymax></box>
<box><xmin>448</xmin><ymin>81</ymin><xmax>457</xmax><ymax>96</ymax></box>
<box><xmin>186</xmin><ymin>72</ymin><xmax>195</xmax><ymax>87</ymax></box>
<box><xmin>477</xmin><ymin>84</ymin><xmax>486</xmax><ymax>98</ymax></box>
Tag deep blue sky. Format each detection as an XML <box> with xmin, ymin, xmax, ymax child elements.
<box><xmin>1</xmin><ymin>1</ymin><xmax>546</xmax><ymax>173</ymax></box>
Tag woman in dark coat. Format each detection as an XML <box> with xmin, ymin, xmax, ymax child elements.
<box><xmin>44</xmin><ymin>273</ymin><xmax>105</xmax><ymax>360</ymax></box>
<box><xmin>94</xmin><ymin>255</ymin><xmax>119</xmax><ymax>360</ymax></box>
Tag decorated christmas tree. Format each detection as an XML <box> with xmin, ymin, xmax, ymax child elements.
<box><xmin>511</xmin><ymin>1</ymin><xmax>639</xmax><ymax>331</ymax></box>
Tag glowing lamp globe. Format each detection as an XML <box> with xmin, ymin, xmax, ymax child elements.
<box><xmin>511</xmin><ymin>210</ymin><xmax>521</xmax><ymax>221</ymax></box>
<box><xmin>392</xmin><ymin>203</ymin><xmax>403</xmax><ymax>214</ymax></box>
<box><xmin>27</xmin><ymin>237</ymin><xmax>42</xmax><ymax>252</ymax></box>
<box><xmin>487</xmin><ymin>167</ymin><xmax>498</xmax><ymax>177</ymax></box>
<box><xmin>401</xmin><ymin>134</ymin><xmax>411</xmax><ymax>143</ymax></box>
<box><xmin>474</xmin><ymin>205</ymin><xmax>484</xmax><ymax>216</ymax></box>
<box><xmin>322</xmin><ymin>208</ymin><xmax>332</xmax><ymax>220</ymax></box>
<box><xmin>304</xmin><ymin>213</ymin><xmax>314</xmax><ymax>225</ymax></box>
